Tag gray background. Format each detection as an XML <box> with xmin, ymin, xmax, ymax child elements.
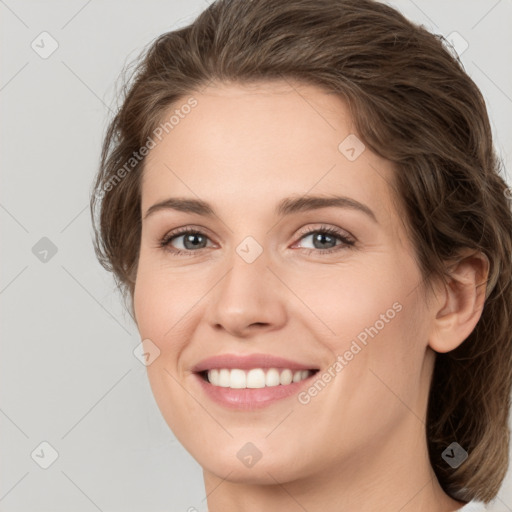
<box><xmin>1</xmin><ymin>0</ymin><xmax>511</xmax><ymax>510</ymax></box>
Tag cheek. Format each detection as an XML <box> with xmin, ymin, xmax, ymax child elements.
<box><xmin>335</xmin><ymin>286</ymin><xmax>431</xmax><ymax>419</ymax></box>
<box><xmin>286</xmin><ymin>258</ymin><xmax>414</xmax><ymax>350</ymax></box>
<box><xmin>133</xmin><ymin>256</ymin><xmax>200</xmax><ymax>345</ymax></box>
<box><xmin>133</xmin><ymin>263</ymin><xmax>198</xmax><ymax>437</ymax></box>
<box><xmin>303</xmin><ymin>257</ymin><xmax>429</xmax><ymax>402</ymax></box>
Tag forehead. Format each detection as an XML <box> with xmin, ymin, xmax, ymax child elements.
<box><xmin>141</xmin><ymin>81</ymin><xmax>398</xmax><ymax>226</ymax></box>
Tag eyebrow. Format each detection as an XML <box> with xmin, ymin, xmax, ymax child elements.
<box><xmin>143</xmin><ymin>194</ymin><xmax>378</xmax><ymax>223</ymax></box>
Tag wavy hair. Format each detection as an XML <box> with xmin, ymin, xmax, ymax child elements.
<box><xmin>90</xmin><ymin>0</ymin><xmax>512</xmax><ymax>501</ymax></box>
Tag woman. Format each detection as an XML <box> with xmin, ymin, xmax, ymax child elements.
<box><xmin>90</xmin><ymin>0</ymin><xmax>512</xmax><ymax>510</ymax></box>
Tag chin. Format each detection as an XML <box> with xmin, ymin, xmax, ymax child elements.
<box><xmin>187</xmin><ymin>437</ymin><xmax>312</xmax><ymax>484</ymax></box>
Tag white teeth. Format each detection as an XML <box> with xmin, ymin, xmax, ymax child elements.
<box><xmin>280</xmin><ymin>369</ymin><xmax>293</xmax><ymax>385</ymax></box>
<box><xmin>246</xmin><ymin>369</ymin><xmax>266</xmax><ymax>388</ymax></box>
<box><xmin>293</xmin><ymin>370</ymin><xmax>309</xmax><ymax>382</ymax></box>
<box><xmin>218</xmin><ymin>369</ymin><xmax>230</xmax><ymax>387</ymax></box>
<box><xmin>230</xmin><ymin>369</ymin><xmax>246</xmax><ymax>389</ymax></box>
<box><xmin>265</xmin><ymin>368</ymin><xmax>280</xmax><ymax>387</ymax></box>
<box><xmin>206</xmin><ymin>368</ymin><xmax>313</xmax><ymax>389</ymax></box>
<box><xmin>209</xmin><ymin>369</ymin><xmax>219</xmax><ymax>386</ymax></box>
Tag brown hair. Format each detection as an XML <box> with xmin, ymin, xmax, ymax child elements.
<box><xmin>90</xmin><ymin>0</ymin><xmax>512</xmax><ymax>501</ymax></box>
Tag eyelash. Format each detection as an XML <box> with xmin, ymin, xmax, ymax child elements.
<box><xmin>158</xmin><ymin>224</ymin><xmax>355</xmax><ymax>257</ymax></box>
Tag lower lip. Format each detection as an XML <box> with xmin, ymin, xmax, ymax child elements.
<box><xmin>194</xmin><ymin>373</ymin><xmax>315</xmax><ymax>410</ymax></box>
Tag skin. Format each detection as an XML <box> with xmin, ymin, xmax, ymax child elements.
<box><xmin>133</xmin><ymin>81</ymin><xmax>488</xmax><ymax>511</ymax></box>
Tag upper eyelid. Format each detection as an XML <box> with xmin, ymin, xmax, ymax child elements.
<box><xmin>161</xmin><ymin>225</ymin><xmax>216</xmax><ymax>242</ymax></box>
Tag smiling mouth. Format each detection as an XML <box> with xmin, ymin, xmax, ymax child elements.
<box><xmin>199</xmin><ymin>368</ymin><xmax>319</xmax><ymax>389</ymax></box>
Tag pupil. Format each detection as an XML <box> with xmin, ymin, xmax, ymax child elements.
<box><xmin>314</xmin><ymin>233</ymin><xmax>334</xmax><ymax>249</ymax></box>
<box><xmin>184</xmin><ymin>233</ymin><xmax>205</xmax><ymax>249</ymax></box>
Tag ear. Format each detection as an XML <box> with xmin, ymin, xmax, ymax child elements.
<box><xmin>428</xmin><ymin>250</ymin><xmax>490</xmax><ymax>354</ymax></box>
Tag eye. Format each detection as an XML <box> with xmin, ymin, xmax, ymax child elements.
<box><xmin>159</xmin><ymin>224</ymin><xmax>355</xmax><ymax>256</ymax></box>
<box><xmin>159</xmin><ymin>226</ymin><xmax>215</xmax><ymax>256</ymax></box>
<box><xmin>293</xmin><ymin>224</ymin><xmax>355</xmax><ymax>255</ymax></box>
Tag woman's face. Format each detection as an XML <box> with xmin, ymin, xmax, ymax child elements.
<box><xmin>133</xmin><ymin>81</ymin><xmax>440</xmax><ymax>484</ymax></box>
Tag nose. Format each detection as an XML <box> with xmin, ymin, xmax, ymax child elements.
<box><xmin>205</xmin><ymin>247</ymin><xmax>287</xmax><ymax>339</ymax></box>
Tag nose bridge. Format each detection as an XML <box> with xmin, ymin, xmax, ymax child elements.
<box><xmin>219</xmin><ymin>238</ymin><xmax>271</xmax><ymax>310</ymax></box>
<box><xmin>206</xmin><ymin>236</ymin><xmax>286</xmax><ymax>335</ymax></box>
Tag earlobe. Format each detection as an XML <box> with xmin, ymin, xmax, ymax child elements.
<box><xmin>428</xmin><ymin>251</ymin><xmax>490</xmax><ymax>354</ymax></box>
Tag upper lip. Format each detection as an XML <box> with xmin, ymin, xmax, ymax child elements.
<box><xmin>191</xmin><ymin>353</ymin><xmax>318</xmax><ymax>373</ymax></box>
